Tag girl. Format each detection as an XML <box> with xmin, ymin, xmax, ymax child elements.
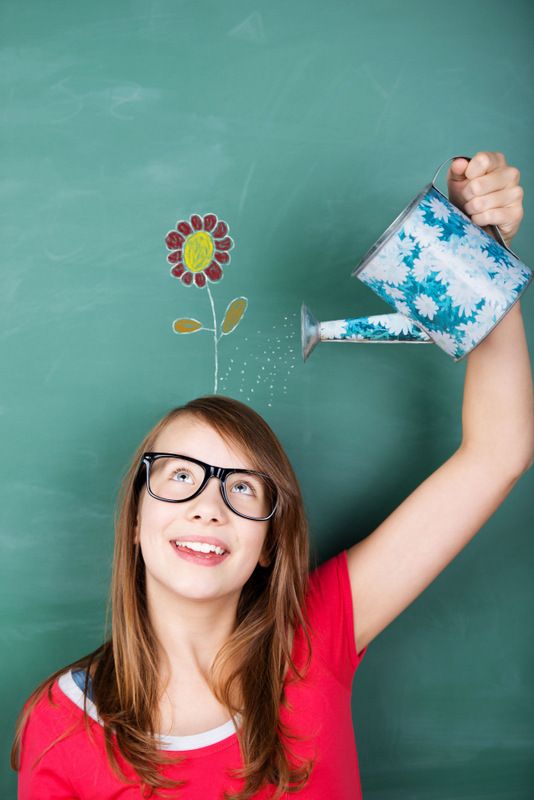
<box><xmin>11</xmin><ymin>152</ymin><xmax>533</xmax><ymax>799</ymax></box>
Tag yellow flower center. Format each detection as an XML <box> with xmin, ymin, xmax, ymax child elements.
<box><xmin>183</xmin><ymin>231</ymin><xmax>215</xmax><ymax>273</ymax></box>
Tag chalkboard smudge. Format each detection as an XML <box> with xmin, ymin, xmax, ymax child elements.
<box><xmin>227</xmin><ymin>12</ymin><xmax>265</xmax><ymax>44</ymax></box>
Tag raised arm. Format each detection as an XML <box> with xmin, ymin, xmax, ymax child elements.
<box><xmin>347</xmin><ymin>151</ymin><xmax>534</xmax><ymax>655</ymax></box>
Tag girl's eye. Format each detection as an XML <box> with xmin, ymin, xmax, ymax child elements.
<box><xmin>231</xmin><ymin>481</ymin><xmax>254</xmax><ymax>495</ymax></box>
<box><xmin>171</xmin><ymin>470</ymin><xmax>193</xmax><ymax>482</ymax></box>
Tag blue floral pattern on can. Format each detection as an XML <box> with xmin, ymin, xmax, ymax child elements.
<box><xmin>320</xmin><ymin>314</ymin><xmax>431</xmax><ymax>343</ymax></box>
<box><xmin>354</xmin><ymin>186</ymin><xmax>532</xmax><ymax>360</ymax></box>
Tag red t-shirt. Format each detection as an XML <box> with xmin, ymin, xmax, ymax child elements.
<box><xmin>18</xmin><ymin>549</ymin><xmax>368</xmax><ymax>799</ymax></box>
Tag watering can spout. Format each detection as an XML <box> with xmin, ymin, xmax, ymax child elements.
<box><xmin>301</xmin><ymin>303</ymin><xmax>432</xmax><ymax>361</ymax></box>
<box><xmin>301</xmin><ymin>304</ymin><xmax>321</xmax><ymax>361</ymax></box>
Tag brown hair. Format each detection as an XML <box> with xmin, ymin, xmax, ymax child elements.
<box><xmin>11</xmin><ymin>395</ymin><xmax>316</xmax><ymax>798</ymax></box>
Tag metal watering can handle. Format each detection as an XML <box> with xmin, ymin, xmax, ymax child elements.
<box><xmin>431</xmin><ymin>154</ymin><xmax>519</xmax><ymax>258</ymax></box>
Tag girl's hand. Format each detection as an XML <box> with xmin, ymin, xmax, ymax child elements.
<box><xmin>447</xmin><ymin>151</ymin><xmax>524</xmax><ymax>248</ymax></box>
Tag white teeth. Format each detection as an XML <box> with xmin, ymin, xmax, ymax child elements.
<box><xmin>174</xmin><ymin>541</ymin><xmax>227</xmax><ymax>556</ymax></box>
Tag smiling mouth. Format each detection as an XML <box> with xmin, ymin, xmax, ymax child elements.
<box><xmin>170</xmin><ymin>541</ymin><xmax>229</xmax><ymax>558</ymax></box>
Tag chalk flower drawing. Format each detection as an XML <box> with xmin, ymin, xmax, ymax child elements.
<box><xmin>165</xmin><ymin>213</ymin><xmax>247</xmax><ymax>393</ymax></box>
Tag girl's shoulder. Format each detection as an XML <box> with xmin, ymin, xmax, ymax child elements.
<box><xmin>18</xmin><ymin>670</ymin><xmax>102</xmax><ymax>799</ymax></box>
<box><xmin>23</xmin><ymin>668</ymin><xmax>95</xmax><ymax>742</ymax></box>
<box><xmin>19</xmin><ymin>671</ymin><xmax>90</xmax><ymax>769</ymax></box>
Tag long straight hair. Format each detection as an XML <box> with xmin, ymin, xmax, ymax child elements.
<box><xmin>11</xmin><ymin>395</ymin><xmax>316</xmax><ymax>798</ymax></box>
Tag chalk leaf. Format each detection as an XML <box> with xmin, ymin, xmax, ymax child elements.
<box><xmin>221</xmin><ymin>297</ymin><xmax>248</xmax><ymax>335</ymax></box>
<box><xmin>173</xmin><ymin>318</ymin><xmax>203</xmax><ymax>334</ymax></box>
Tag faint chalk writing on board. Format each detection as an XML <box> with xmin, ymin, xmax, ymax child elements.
<box><xmin>165</xmin><ymin>213</ymin><xmax>248</xmax><ymax>393</ymax></box>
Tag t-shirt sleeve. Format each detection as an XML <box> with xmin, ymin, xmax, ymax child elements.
<box><xmin>18</xmin><ymin>689</ymin><xmax>79</xmax><ymax>799</ymax></box>
<box><xmin>306</xmin><ymin>549</ymin><xmax>367</xmax><ymax>690</ymax></box>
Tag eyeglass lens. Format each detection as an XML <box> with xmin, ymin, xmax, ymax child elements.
<box><xmin>148</xmin><ymin>456</ymin><xmax>275</xmax><ymax>519</ymax></box>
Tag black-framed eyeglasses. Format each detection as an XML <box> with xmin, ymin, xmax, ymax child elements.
<box><xmin>135</xmin><ymin>452</ymin><xmax>278</xmax><ymax>522</ymax></box>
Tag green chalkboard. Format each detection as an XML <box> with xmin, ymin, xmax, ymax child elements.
<box><xmin>2</xmin><ymin>0</ymin><xmax>533</xmax><ymax>797</ymax></box>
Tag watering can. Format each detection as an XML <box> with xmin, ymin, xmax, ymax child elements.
<box><xmin>302</xmin><ymin>155</ymin><xmax>532</xmax><ymax>363</ymax></box>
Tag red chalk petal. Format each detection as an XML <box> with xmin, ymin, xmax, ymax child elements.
<box><xmin>166</xmin><ymin>231</ymin><xmax>184</xmax><ymax>249</ymax></box>
<box><xmin>203</xmin><ymin>214</ymin><xmax>217</xmax><ymax>232</ymax></box>
<box><xmin>181</xmin><ymin>271</ymin><xmax>193</xmax><ymax>285</ymax></box>
<box><xmin>190</xmin><ymin>214</ymin><xmax>203</xmax><ymax>231</ymax></box>
<box><xmin>205</xmin><ymin>262</ymin><xmax>223</xmax><ymax>282</ymax></box>
<box><xmin>171</xmin><ymin>264</ymin><xmax>185</xmax><ymax>277</ymax></box>
<box><xmin>194</xmin><ymin>272</ymin><xmax>206</xmax><ymax>287</ymax></box>
<box><xmin>215</xmin><ymin>237</ymin><xmax>232</xmax><ymax>251</ymax></box>
<box><xmin>214</xmin><ymin>251</ymin><xmax>229</xmax><ymax>264</ymax></box>
<box><xmin>167</xmin><ymin>251</ymin><xmax>182</xmax><ymax>264</ymax></box>
<box><xmin>212</xmin><ymin>221</ymin><xmax>228</xmax><ymax>238</ymax></box>
<box><xmin>177</xmin><ymin>221</ymin><xmax>193</xmax><ymax>236</ymax></box>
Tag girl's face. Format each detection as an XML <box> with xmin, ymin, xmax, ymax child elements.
<box><xmin>134</xmin><ymin>414</ymin><xmax>271</xmax><ymax>604</ymax></box>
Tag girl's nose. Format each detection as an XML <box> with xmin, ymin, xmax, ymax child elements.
<box><xmin>185</xmin><ymin>476</ymin><xmax>228</xmax><ymax>521</ymax></box>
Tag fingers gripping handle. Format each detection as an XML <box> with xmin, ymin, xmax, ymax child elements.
<box><xmin>431</xmin><ymin>154</ymin><xmax>518</xmax><ymax>257</ymax></box>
